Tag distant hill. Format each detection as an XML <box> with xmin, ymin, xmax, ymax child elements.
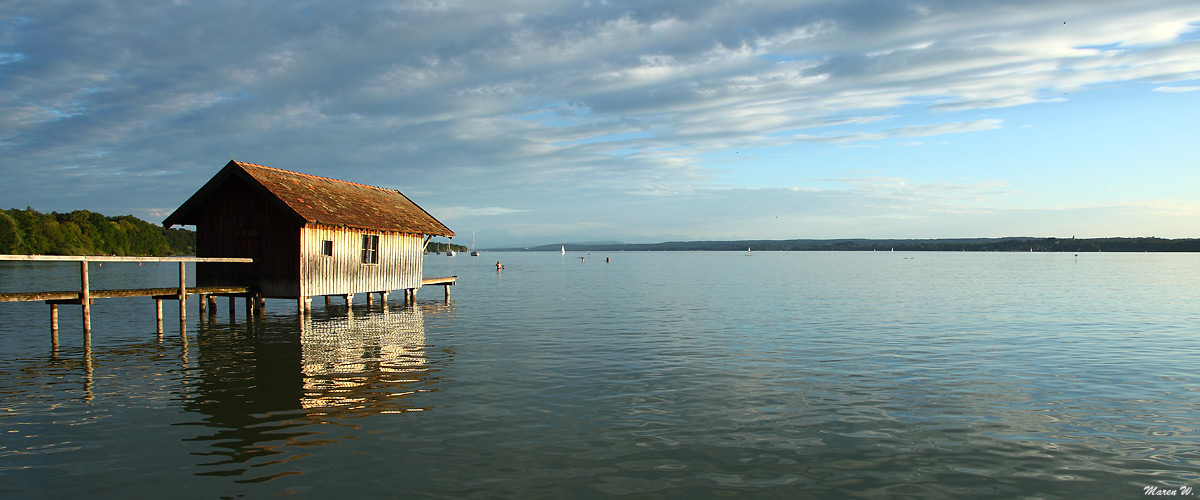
<box><xmin>505</xmin><ymin>237</ymin><xmax>1200</xmax><ymax>252</ymax></box>
<box><xmin>0</xmin><ymin>207</ymin><xmax>195</xmax><ymax>256</ymax></box>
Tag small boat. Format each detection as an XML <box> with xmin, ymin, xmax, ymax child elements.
<box><xmin>561</xmin><ymin>245</ymin><xmax>565</xmax><ymax>254</ymax></box>
<box><xmin>470</xmin><ymin>232</ymin><xmax>479</xmax><ymax>256</ymax></box>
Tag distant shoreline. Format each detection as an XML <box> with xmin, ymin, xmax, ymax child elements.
<box><xmin>492</xmin><ymin>237</ymin><xmax>1200</xmax><ymax>253</ymax></box>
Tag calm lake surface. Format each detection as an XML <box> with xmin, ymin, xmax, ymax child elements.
<box><xmin>1</xmin><ymin>251</ymin><xmax>1199</xmax><ymax>499</ymax></box>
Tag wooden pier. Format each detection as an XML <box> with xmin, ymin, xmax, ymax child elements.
<box><xmin>1</xmin><ymin>255</ymin><xmax>458</xmax><ymax>339</ymax></box>
<box><xmin>422</xmin><ymin>276</ymin><xmax>457</xmax><ymax>301</ymax></box>
<box><xmin>0</xmin><ymin>255</ymin><xmax>254</xmax><ymax>335</ymax></box>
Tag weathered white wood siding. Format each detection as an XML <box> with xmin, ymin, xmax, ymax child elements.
<box><xmin>299</xmin><ymin>225</ymin><xmax>425</xmax><ymax>297</ymax></box>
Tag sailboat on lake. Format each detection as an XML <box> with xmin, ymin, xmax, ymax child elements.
<box><xmin>470</xmin><ymin>232</ymin><xmax>479</xmax><ymax>256</ymax></box>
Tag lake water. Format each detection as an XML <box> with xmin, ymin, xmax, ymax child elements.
<box><xmin>1</xmin><ymin>251</ymin><xmax>1199</xmax><ymax>499</ymax></box>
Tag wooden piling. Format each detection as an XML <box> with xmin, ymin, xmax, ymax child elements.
<box><xmin>199</xmin><ymin>293</ymin><xmax>207</xmax><ymax>316</ymax></box>
<box><xmin>155</xmin><ymin>298</ymin><xmax>163</xmax><ymax>333</ymax></box>
<box><xmin>178</xmin><ymin>262</ymin><xmax>186</xmax><ymax>323</ymax></box>
<box><xmin>50</xmin><ymin>304</ymin><xmax>59</xmax><ymax>336</ymax></box>
<box><xmin>80</xmin><ymin>261</ymin><xmax>91</xmax><ymax>333</ymax></box>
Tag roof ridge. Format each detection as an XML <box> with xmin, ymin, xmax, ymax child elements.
<box><xmin>233</xmin><ymin>160</ymin><xmax>399</xmax><ymax>194</ymax></box>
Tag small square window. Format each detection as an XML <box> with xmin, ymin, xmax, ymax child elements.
<box><xmin>321</xmin><ymin>240</ymin><xmax>333</xmax><ymax>257</ymax></box>
<box><xmin>361</xmin><ymin>235</ymin><xmax>379</xmax><ymax>264</ymax></box>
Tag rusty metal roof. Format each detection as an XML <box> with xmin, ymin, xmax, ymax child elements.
<box><xmin>165</xmin><ymin>160</ymin><xmax>454</xmax><ymax>237</ymax></box>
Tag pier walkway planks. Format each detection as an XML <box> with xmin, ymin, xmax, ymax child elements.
<box><xmin>1</xmin><ymin>255</ymin><xmax>254</xmax><ymax>335</ymax></box>
<box><xmin>0</xmin><ymin>286</ymin><xmax>251</xmax><ymax>303</ymax></box>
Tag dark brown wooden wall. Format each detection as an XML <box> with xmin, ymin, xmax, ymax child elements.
<box><xmin>195</xmin><ymin>177</ymin><xmax>301</xmax><ymax>297</ymax></box>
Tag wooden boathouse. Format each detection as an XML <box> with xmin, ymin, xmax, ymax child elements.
<box><xmin>163</xmin><ymin>160</ymin><xmax>455</xmax><ymax>314</ymax></box>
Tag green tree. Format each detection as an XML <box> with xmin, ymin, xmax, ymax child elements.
<box><xmin>0</xmin><ymin>211</ymin><xmax>22</xmax><ymax>253</ymax></box>
<box><xmin>2</xmin><ymin>207</ymin><xmax>197</xmax><ymax>256</ymax></box>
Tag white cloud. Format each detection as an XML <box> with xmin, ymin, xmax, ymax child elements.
<box><xmin>1154</xmin><ymin>85</ymin><xmax>1200</xmax><ymax>92</ymax></box>
<box><xmin>1</xmin><ymin>0</ymin><xmax>1197</xmax><ymax>240</ymax></box>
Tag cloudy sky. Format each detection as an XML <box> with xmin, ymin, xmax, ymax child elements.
<box><xmin>2</xmin><ymin>0</ymin><xmax>1198</xmax><ymax>247</ymax></box>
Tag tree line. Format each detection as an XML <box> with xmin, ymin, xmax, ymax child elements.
<box><xmin>0</xmin><ymin>207</ymin><xmax>196</xmax><ymax>256</ymax></box>
<box><xmin>424</xmin><ymin>241</ymin><xmax>469</xmax><ymax>253</ymax></box>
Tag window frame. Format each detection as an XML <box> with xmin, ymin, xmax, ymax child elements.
<box><xmin>360</xmin><ymin>234</ymin><xmax>380</xmax><ymax>264</ymax></box>
<box><xmin>321</xmin><ymin>240</ymin><xmax>333</xmax><ymax>257</ymax></box>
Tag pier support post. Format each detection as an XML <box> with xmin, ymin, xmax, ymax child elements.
<box><xmin>325</xmin><ymin>296</ymin><xmax>331</xmax><ymax>308</ymax></box>
<box><xmin>444</xmin><ymin>284</ymin><xmax>450</xmax><ymax>301</ymax></box>
<box><xmin>81</xmin><ymin>260</ymin><xmax>91</xmax><ymax>334</ymax></box>
<box><xmin>178</xmin><ymin>262</ymin><xmax>187</xmax><ymax>324</ymax></box>
<box><xmin>199</xmin><ymin>294</ymin><xmax>207</xmax><ymax>317</ymax></box>
<box><xmin>367</xmin><ymin>292</ymin><xmax>374</xmax><ymax>307</ymax></box>
<box><xmin>228</xmin><ymin>296</ymin><xmax>235</xmax><ymax>321</ymax></box>
<box><xmin>256</xmin><ymin>296</ymin><xmax>265</xmax><ymax>316</ymax></box>
<box><xmin>245</xmin><ymin>296</ymin><xmax>253</xmax><ymax>318</ymax></box>
<box><xmin>50</xmin><ymin>304</ymin><xmax>59</xmax><ymax>339</ymax></box>
<box><xmin>298</xmin><ymin>296</ymin><xmax>311</xmax><ymax>316</ymax></box>
<box><xmin>207</xmin><ymin>295</ymin><xmax>217</xmax><ymax>317</ymax></box>
<box><xmin>155</xmin><ymin>299</ymin><xmax>163</xmax><ymax>334</ymax></box>
<box><xmin>344</xmin><ymin>294</ymin><xmax>352</xmax><ymax>308</ymax></box>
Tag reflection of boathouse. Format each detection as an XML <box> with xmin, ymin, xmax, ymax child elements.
<box><xmin>164</xmin><ymin>160</ymin><xmax>454</xmax><ymax>313</ymax></box>
<box><xmin>300</xmin><ymin>307</ymin><xmax>433</xmax><ymax>410</ymax></box>
<box><xmin>186</xmin><ymin>305</ymin><xmax>447</xmax><ymax>480</ymax></box>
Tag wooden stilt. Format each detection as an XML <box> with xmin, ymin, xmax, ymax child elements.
<box><xmin>155</xmin><ymin>299</ymin><xmax>163</xmax><ymax>334</ymax></box>
<box><xmin>199</xmin><ymin>293</ymin><xmax>207</xmax><ymax>316</ymax></box>
<box><xmin>245</xmin><ymin>296</ymin><xmax>253</xmax><ymax>318</ymax></box>
<box><xmin>256</xmin><ymin>295</ymin><xmax>265</xmax><ymax>316</ymax></box>
<box><xmin>444</xmin><ymin>284</ymin><xmax>450</xmax><ymax>301</ymax></box>
<box><xmin>50</xmin><ymin>304</ymin><xmax>59</xmax><ymax>340</ymax></box>
<box><xmin>80</xmin><ymin>261</ymin><xmax>91</xmax><ymax>333</ymax></box>
<box><xmin>178</xmin><ymin>262</ymin><xmax>186</xmax><ymax>324</ymax></box>
<box><xmin>367</xmin><ymin>292</ymin><xmax>374</xmax><ymax>307</ymax></box>
<box><xmin>344</xmin><ymin>294</ymin><xmax>353</xmax><ymax>308</ymax></box>
<box><xmin>325</xmin><ymin>295</ymin><xmax>331</xmax><ymax>308</ymax></box>
<box><xmin>228</xmin><ymin>296</ymin><xmax>235</xmax><ymax>321</ymax></box>
<box><xmin>207</xmin><ymin>295</ymin><xmax>217</xmax><ymax>316</ymax></box>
